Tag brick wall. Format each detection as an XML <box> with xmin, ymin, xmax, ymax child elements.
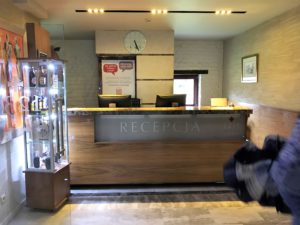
<box><xmin>223</xmin><ymin>5</ymin><xmax>300</xmax><ymax>111</ymax></box>
<box><xmin>52</xmin><ymin>40</ymin><xmax>99</xmax><ymax>107</ymax></box>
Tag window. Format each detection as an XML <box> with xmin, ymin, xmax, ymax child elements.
<box><xmin>174</xmin><ymin>75</ymin><xmax>199</xmax><ymax>106</ymax></box>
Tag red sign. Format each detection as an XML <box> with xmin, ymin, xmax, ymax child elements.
<box><xmin>103</xmin><ymin>64</ymin><xmax>118</xmax><ymax>75</ymax></box>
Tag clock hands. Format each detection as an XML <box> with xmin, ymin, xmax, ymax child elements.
<box><xmin>134</xmin><ymin>40</ymin><xmax>139</xmax><ymax>51</ymax></box>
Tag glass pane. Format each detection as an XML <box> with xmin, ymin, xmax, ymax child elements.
<box><xmin>19</xmin><ymin>59</ymin><xmax>68</xmax><ymax>172</ymax></box>
<box><xmin>174</xmin><ymin>79</ymin><xmax>194</xmax><ymax>105</ymax></box>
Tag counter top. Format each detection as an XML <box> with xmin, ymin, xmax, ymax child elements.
<box><xmin>68</xmin><ymin>106</ymin><xmax>253</xmax><ymax>116</ymax></box>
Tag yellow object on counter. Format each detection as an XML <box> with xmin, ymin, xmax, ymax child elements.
<box><xmin>211</xmin><ymin>98</ymin><xmax>228</xmax><ymax>107</ymax></box>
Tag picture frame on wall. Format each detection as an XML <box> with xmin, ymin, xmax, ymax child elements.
<box><xmin>38</xmin><ymin>50</ymin><xmax>48</xmax><ymax>59</ymax></box>
<box><xmin>241</xmin><ymin>54</ymin><xmax>258</xmax><ymax>83</ymax></box>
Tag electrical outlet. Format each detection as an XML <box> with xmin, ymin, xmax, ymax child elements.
<box><xmin>0</xmin><ymin>194</ymin><xmax>6</xmax><ymax>204</ymax></box>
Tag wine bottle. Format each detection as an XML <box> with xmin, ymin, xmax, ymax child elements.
<box><xmin>29</xmin><ymin>67</ymin><xmax>37</xmax><ymax>87</ymax></box>
<box><xmin>33</xmin><ymin>151</ymin><xmax>40</xmax><ymax>168</ymax></box>
<box><xmin>38</xmin><ymin>66</ymin><xmax>47</xmax><ymax>87</ymax></box>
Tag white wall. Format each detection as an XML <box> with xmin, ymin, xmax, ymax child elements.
<box><xmin>0</xmin><ymin>1</ymin><xmax>39</xmax><ymax>224</ymax></box>
<box><xmin>0</xmin><ymin>136</ymin><xmax>25</xmax><ymax>225</ymax></box>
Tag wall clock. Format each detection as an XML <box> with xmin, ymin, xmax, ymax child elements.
<box><xmin>124</xmin><ymin>31</ymin><xmax>146</xmax><ymax>54</ymax></box>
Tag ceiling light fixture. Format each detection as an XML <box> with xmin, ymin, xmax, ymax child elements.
<box><xmin>76</xmin><ymin>9</ymin><xmax>246</xmax><ymax>14</ymax></box>
<box><xmin>88</xmin><ymin>8</ymin><xmax>104</xmax><ymax>14</ymax></box>
<box><xmin>215</xmin><ymin>10</ymin><xmax>232</xmax><ymax>15</ymax></box>
<box><xmin>151</xmin><ymin>9</ymin><xmax>168</xmax><ymax>14</ymax></box>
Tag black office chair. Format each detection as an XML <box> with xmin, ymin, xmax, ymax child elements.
<box><xmin>130</xmin><ymin>98</ymin><xmax>141</xmax><ymax>107</ymax></box>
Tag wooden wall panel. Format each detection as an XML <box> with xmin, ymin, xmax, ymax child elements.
<box><xmin>26</xmin><ymin>23</ymin><xmax>51</xmax><ymax>58</ymax></box>
<box><xmin>68</xmin><ymin>115</ymin><xmax>243</xmax><ymax>185</ymax></box>
<box><xmin>241</xmin><ymin>103</ymin><xmax>299</xmax><ymax>148</ymax></box>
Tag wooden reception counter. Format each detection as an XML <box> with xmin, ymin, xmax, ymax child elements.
<box><xmin>68</xmin><ymin>106</ymin><xmax>252</xmax><ymax>185</ymax></box>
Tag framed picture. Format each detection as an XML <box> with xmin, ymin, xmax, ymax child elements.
<box><xmin>38</xmin><ymin>50</ymin><xmax>48</xmax><ymax>59</ymax></box>
<box><xmin>241</xmin><ymin>54</ymin><xmax>258</xmax><ymax>83</ymax></box>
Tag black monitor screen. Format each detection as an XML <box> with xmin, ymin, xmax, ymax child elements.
<box><xmin>155</xmin><ymin>94</ymin><xmax>186</xmax><ymax>107</ymax></box>
<box><xmin>98</xmin><ymin>95</ymin><xmax>132</xmax><ymax>107</ymax></box>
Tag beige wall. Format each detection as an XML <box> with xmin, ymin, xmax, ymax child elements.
<box><xmin>174</xmin><ymin>40</ymin><xmax>223</xmax><ymax>106</ymax></box>
<box><xmin>223</xmin><ymin>6</ymin><xmax>300</xmax><ymax>112</ymax></box>
<box><xmin>0</xmin><ymin>0</ymin><xmax>38</xmax><ymax>29</ymax></box>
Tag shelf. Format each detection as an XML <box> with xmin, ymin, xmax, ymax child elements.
<box><xmin>24</xmin><ymin>86</ymin><xmax>65</xmax><ymax>89</ymax></box>
<box><xmin>25</xmin><ymin>140</ymin><xmax>51</xmax><ymax>144</ymax></box>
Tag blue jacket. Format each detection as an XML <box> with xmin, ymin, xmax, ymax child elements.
<box><xmin>271</xmin><ymin>116</ymin><xmax>300</xmax><ymax>225</ymax></box>
<box><xmin>223</xmin><ymin>135</ymin><xmax>290</xmax><ymax>213</ymax></box>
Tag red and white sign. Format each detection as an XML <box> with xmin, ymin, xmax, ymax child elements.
<box><xmin>101</xmin><ymin>60</ymin><xmax>135</xmax><ymax>97</ymax></box>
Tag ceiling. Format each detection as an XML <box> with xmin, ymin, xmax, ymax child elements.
<box><xmin>22</xmin><ymin>0</ymin><xmax>300</xmax><ymax>40</ymax></box>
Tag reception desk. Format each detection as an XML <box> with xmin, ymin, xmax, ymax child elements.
<box><xmin>68</xmin><ymin>106</ymin><xmax>252</xmax><ymax>185</ymax></box>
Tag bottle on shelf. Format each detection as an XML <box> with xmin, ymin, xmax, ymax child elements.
<box><xmin>33</xmin><ymin>151</ymin><xmax>40</xmax><ymax>168</ymax></box>
<box><xmin>29</xmin><ymin>95</ymin><xmax>40</xmax><ymax>115</ymax></box>
<box><xmin>38</xmin><ymin>119</ymin><xmax>49</xmax><ymax>140</ymax></box>
<box><xmin>29</xmin><ymin>67</ymin><xmax>37</xmax><ymax>87</ymax></box>
<box><xmin>39</xmin><ymin>96</ymin><xmax>48</xmax><ymax>113</ymax></box>
<box><xmin>38</xmin><ymin>66</ymin><xmax>47</xmax><ymax>87</ymax></box>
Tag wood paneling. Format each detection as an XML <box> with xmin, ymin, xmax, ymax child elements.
<box><xmin>24</xmin><ymin>164</ymin><xmax>70</xmax><ymax>210</ymax></box>
<box><xmin>68</xmin><ymin>115</ymin><xmax>244</xmax><ymax>185</ymax></box>
<box><xmin>241</xmin><ymin>103</ymin><xmax>299</xmax><ymax>148</ymax></box>
<box><xmin>26</xmin><ymin>23</ymin><xmax>51</xmax><ymax>58</ymax></box>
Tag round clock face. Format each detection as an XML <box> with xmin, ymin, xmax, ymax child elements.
<box><xmin>124</xmin><ymin>31</ymin><xmax>146</xmax><ymax>54</ymax></box>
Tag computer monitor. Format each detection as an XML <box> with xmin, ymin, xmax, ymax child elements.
<box><xmin>155</xmin><ymin>94</ymin><xmax>186</xmax><ymax>107</ymax></box>
<box><xmin>98</xmin><ymin>94</ymin><xmax>132</xmax><ymax>107</ymax></box>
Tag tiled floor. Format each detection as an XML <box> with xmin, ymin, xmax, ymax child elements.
<box><xmin>8</xmin><ymin>187</ymin><xmax>292</xmax><ymax>225</ymax></box>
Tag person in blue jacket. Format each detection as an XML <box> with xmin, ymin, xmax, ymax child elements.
<box><xmin>271</xmin><ymin>115</ymin><xmax>300</xmax><ymax>225</ymax></box>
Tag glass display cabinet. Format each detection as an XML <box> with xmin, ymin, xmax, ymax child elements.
<box><xmin>19</xmin><ymin>58</ymin><xmax>70</xmax><ymax>210</ymax></box>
